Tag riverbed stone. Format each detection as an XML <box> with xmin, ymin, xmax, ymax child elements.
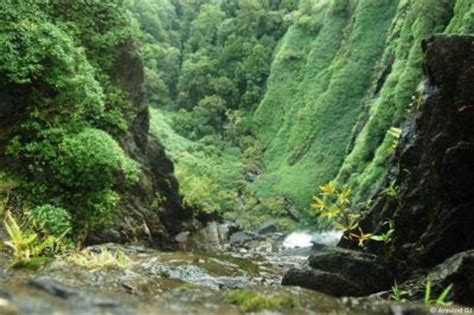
<box><xmin>282</xmin><ymin>247</ymin><xmax>395</xmax><ymax>297</ymax></box>
<box><xmin>257</xmin><ymin>220</ymin><xmax>278</xmax><ymax>235</ymax></box>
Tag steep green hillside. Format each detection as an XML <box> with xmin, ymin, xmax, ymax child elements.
<box><xmin>253</xmin><ymin>0</ymin><xmax>399</xmax><ymax>208</ymax></box>
<box><xmin>253</xmin><ymin>0</ymin><xmax>473</xmax><ymax>209</ymax></box>
<box><xmin>335</xmin><ymin>0</ymin><xmax>474</xmax><ymax>204</ymax></box>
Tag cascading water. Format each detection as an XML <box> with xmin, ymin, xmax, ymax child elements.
<box><xmin>282</xmin><ymin>230</ymin><xmax>342</xmax><ymax>249</ymax></box>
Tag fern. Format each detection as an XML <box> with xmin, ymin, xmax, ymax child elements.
<box><xmin>3</xmin><ymin>211</ymin><xmax>64</xmax><ymax>267</ymax></box>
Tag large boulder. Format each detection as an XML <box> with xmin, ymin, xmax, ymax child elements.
<box><xmin>282</xmin><ymin>247</ymin><xmax>395</xmax><ymax>297</ymax></box>
<box><xmin>87</xmin><ymin>41</ymin><xmax>195</xmax><ymax>247</ymax></box>
<box><xmin>395</xmin><ymin>250</ymin><xmax>474</xmax><ymax>306</ymax></box>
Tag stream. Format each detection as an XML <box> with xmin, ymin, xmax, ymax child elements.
<box><xmin>0</xmin><ymin>230</ymin><xmax>414</xmax><ymax>314</ymax></box>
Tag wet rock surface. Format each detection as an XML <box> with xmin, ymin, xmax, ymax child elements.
<box><xmin>0</xmin><ymin>243</ymin><xmax>407</xmax><ymax>314</ymax></box>
<box><xmin>282</xmin><ymin>247</ymin><xmax>396</xmax><ymax>297</ymax></box>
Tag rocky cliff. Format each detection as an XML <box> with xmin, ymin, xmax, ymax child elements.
<box><xmin>87</xmin><ymin>40</ymin><xmax>195</xmax><ymax>247</ymax></box>
<box><xmin>283</xmin><ymin>34</ymin><xmax>474</xmax><ymax>305</ymax></box>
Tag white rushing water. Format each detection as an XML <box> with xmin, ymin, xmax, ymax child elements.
<box><xmin>282</xmin><ymin>230</ymin><xmax>343</xmax><ymax>249</ymax></box>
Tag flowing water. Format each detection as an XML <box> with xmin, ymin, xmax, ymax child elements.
<box><xmin>281</xmin><ymin>230</ymin><xmax>342</xmax><ymax>249</ymax></box>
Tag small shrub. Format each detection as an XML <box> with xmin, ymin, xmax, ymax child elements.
<box><xmin>9</xmin><ymin>128</ymin><xmax>139</xmax><ymax>232</ymax></box>
<box><xmin>312</xmin><ymin>182</ymin><xmax>393</xmax><ymax>247</ymax></box>
<box><xmin>3</xmin><ymin>211</ymin><xmax>63</xmax><ymax>267</ymax></box>
<box><xmin>29</xmin><ymin>204</ymin><xmax>72</xmax><ymax>238</ymax></box>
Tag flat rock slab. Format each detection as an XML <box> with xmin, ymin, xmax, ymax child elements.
<box><xmin>282</xmin><ymin>246</ymin><xmax>395</xmax><ymax>297</ymax></box>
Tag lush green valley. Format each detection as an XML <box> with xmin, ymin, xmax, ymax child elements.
<box><xmin>1</xmin><ymin>1</ymin><xmax>474</xmax><ymax>313</ymax></box>
<box><xmin>138</xmin><ymin>0</ymin><xmax>473</xmax><ymax>228</ymax></box>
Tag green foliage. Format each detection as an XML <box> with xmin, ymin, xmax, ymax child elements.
<box><xmin>424</xmin><ymin>277</ymin><xmax>453</xmax><ymax>305</ymax></box>
<box><xmin>226</xmin><ymin>289</ymin><xmax>299</xmax><ymax>312</ymax></box>
<box><xmin>29</xmin><ymin>205</ymin><xmax>72</xmax><ymax>238</ymax></box>
<box><xmin>383</xmin><ymin>181</ymin><xmax>401</xmax><ymax>203</ymax></box>
<box><xmin>335</xmin><ymin>0</ymin><xmax>461</xmax><ymax>205</ymax></box>
<box><xmin>311</xmin><ymin>182</ymin><xmax>360</xmax><ymax>233</ymax></box>
<box><xmin>312</xmin><ymin>182</ymin><xmax>395</xmax><ymax>246</ymax></box>
<box><xmin>253</xmin><ymin>0</ymin><xmax>400</xmax><ymax>211</ymax></box>
<box><xmin>134</xmin><ymin>0</ymin><xmax>289</xmax><ymax>120</ymax></box>
<box><xmin>0</xmin><ymin>0</ymin><xmax>142</xmax><ymax>236</ymax></box>
<box><xmin>370</xmin><ymin>220</ymin><xmax>395</xmax><ymax>245</ymax></box>
<box><xmin>47</xmin><ymin>0</ymin><xmax>139</xmax><ymax>71</ymax></box>
<box><xmin>151</xmin><ymin>108</ymin><xmax>295</xmax><ymax>230</ymax></box>
<box><xmin>3</xmin><ymin>211</ymin><xmax>63</xmax><ymax>268</ymax></box>
<box><xmin>65</xmin><ymin>247</ymin><xmax>131</xmax><ymax>271</ymax></box>
<box><xmin>150</xmin><ymin>109</ymin><xmax>242</xmax><ymax>214</ymax></box>
<box><xmin>391</xmin><ymin>281</ymin><xmax>410</xmax><ymax>302</ymax></box>
<box><xmin>7</xmin><ymin>128</ymin><xmax>138</xmax><ymax>231</ymax></box>
<box><xmin>445</xmin><ymin>0</ymin><xmax>474</xmax><ymax>34</ymax></box>
<box><xmin>53</xmin><ymin>128</ymin><xmax>139</xmax><ymax>190</ymax></box>
<box><xmin>173</xmin><ymin>95</ymin><xmax>227</xmax><ymax>138</ymax></box>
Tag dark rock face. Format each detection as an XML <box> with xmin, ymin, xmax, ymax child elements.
<box><xmin>282</xmin><ymin>247</ymin><xmax>395</xmax><ymax>297</ymax></box>
<box><xmin>425</xmin><ymin>250</ymin><xmax>474</xmax><ymax>306</ymax></box>
<box><xmin>350</xmin><ymin>35</ymin><xmax>474</xmax><ymax>267</ymax></box>
<box><xmin>284</xmin><ymin>35</ymin><xmax>474</xmax><ymax>303</ymax></box>
<box><xmin>89</xmin><ymin>41</ymin><xmax>194</xmax><ymax>247</ymax></box>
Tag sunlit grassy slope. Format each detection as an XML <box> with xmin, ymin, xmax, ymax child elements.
<box><xmin>150</xmin><ymin>108</ymin><xmax>243</xmax><ymax>212</ymax></box>
<box><xmin>252</xmin><ymin>0</ymin><xmax>473</xmax><ymax>209</ymax></box>
<box><xmin>253</xmin><ymin>0</ymin><xmax>399</xmax><ymax>208</ymax></box>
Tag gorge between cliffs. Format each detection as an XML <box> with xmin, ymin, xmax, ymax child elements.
<box><xmin>0</xmin><ymin>1</ymin><xmax>473</xmax><ymax>314</ymax></box>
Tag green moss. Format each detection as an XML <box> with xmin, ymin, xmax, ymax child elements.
<box><xmin>13</xmin><ymin>256</ymin><xmax>52</xmax><ymax>271</ymax></box>
<box><xmin>226</xmin><ymin>289</ymin><xmax>299</xmax><ymax>312</ymax></box>
<box><xmin>445</xmin><ymin>0</ymin><xmax>474</xmax><ymax>33</ymax></box>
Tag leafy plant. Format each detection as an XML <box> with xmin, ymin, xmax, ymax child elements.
<box><xmin>0</xmin><ymin>1</ymin><xmax>142</xmax><ymax>238</ymax></box>
<box><xmin>383</xmin><ymin>181</ymin><xmax>401</xmax><ymax>202</ymax></box>
<box><xmin>424</xmin><ymin>277</ymin><xmax>453</xmax><ymax>305</ymax></box>
<box><xmin>388</xmin><ymin>127</ymin><xmax>402</xmax><ymax>153</ymax></box>
<box><xmin>311</xmin><ymin>182</ymin><xmax>359</xmax><ymax>233</ymax></box>
<box><xmin>370</xmin><ymin>220</ymin><xmax>395</xmax><ymax>245</ymax></box>
<box><xmin>29</xmin><ymin>205</ymin><xmax>72</xmax><ymax>238</ymax></box>
<box><xmin>391</xmin><ymin>281</ymin><xmax>409</xmax><ymax>302</ymax></box>
<box><xmin>3</xmin><ymin>211</ymin><xmax>63</xmax><ymax>267</ymax></box>
<box><xmin>312</xmin><ymin>182</ymin><xmax>395</xmax><ymax>247</ymax></box>
<box><xmin>349</xmin><ymin>227</ymin><xmax>374</xmax><ymax>247</ymax></box>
